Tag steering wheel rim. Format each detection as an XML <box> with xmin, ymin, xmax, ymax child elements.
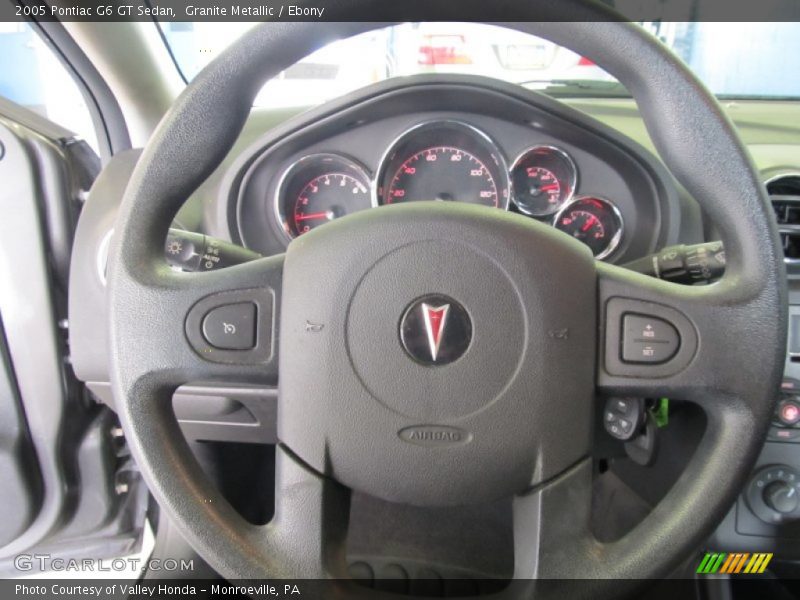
<box><xmin>108</xmin><ymin>3</ymin><xmax>786</xmax><ymax>596</ymax></box>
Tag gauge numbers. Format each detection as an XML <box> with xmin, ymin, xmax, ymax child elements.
<box><xmin>554</xmin><ymin>196</ymin><xmax>623</xmax><ymax>259</ymax></box>
<box><xmin>386</xmin><ymin>146</ymin><xmax>500</xmax><ymax>207</ymax></box>
<box><xmin>275</xmin><ymin>154</ymin><xmax>372</xmax><ymax>239</ymax></box>
<box><xmin>378</xmin><ymin>121</ymin><xmax>510</xmax><ymax>210</ymax></box>
<box><xmin>510</xmin><ymin>145</ymin><xmax>577</xmax><ymax>216</ymax></box>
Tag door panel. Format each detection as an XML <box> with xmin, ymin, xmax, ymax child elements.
<box><xmin>0</xmin><ymin>98</ymin><xmax>145</xmax><ymax>573</ymax></box>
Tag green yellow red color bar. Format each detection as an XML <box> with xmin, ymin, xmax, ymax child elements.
<box><xmin>696</xmin><ymin>552</ymin><xmax>773</xmax><ymax>574</ymax></box>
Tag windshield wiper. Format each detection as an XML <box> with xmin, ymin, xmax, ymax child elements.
<box><xmin>519</xmin><ymin>79</ymin><xmax>630</xmax><ymax>97</ymax></box>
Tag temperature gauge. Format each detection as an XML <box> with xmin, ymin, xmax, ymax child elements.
<box><xmin>510</xmin><ymin>145</ymin><xmax>577</xmax><ymax>216</ymax></box>
<box><xmin>554</xmin><ymin>196</ymin><xmax>623</xmax><ymax>260</ymax></box>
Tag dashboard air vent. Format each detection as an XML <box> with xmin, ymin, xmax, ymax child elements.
<box><xmin>768</xmin><ymin>174</ymin><xmax>800</xmax><ymax>271</ymax></box>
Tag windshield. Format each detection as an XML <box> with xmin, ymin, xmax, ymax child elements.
<box><xmin>160</xmin><ymin>22</ymin><xmax>800</xmax><ymax>107</ymax></box>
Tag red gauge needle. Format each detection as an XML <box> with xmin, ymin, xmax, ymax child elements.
<box><xmin>295</xmin><ymin>211</ymin><xmax>332</xmax><ymax>222</ymax></box>
<box><xmin>539</xmin><ymin>184</ymin><xmax>560</xmax><ymax>191</ymax></box>
<box><xmin>581</xmin><ymin>215</ymin><xmax>599</xmax><ymax>232</ymax></box>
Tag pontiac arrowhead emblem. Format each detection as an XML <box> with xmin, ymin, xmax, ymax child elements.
<box><xmin>400</xmin><ymin>295</ymin><xmax>471</xmax><ymax>366</ymax></box>
<box><xmin>421</xmin><ymin>303</ymin><xmax>450</xmax><ymax>361</ymax></box>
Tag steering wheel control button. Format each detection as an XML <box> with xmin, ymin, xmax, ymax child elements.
<box><xmin>184</xmin><ymin>288</ymin><xmax>275</xmax><ymax>364</ymax></box>
<box><xmin>604</xmin><ymin>298</ymin><xmax>697</xmax><ymax>378</ymax></box>
<box><xmin>201</xmin><ymin>302</ymin><xmax>256</xmax><ymax>350</ymax></box>
<box><xmin>621</xmin><ymin>313</ymin><xmax>680</xmax><ymax>364</ymax></box>
<box><xmin>400</xmin><ymin>295</ymin><xmax>472</xmax><ymax>366</ymax></box>
<box><xmin>603</xmin><ymin>397</ymin><xmax>643</xmax><ymax>441</ymax></box>
<box><xmin>747</xmin><ymin>466</ymin><xmax>800</xmax><ymax>524</ymax></box>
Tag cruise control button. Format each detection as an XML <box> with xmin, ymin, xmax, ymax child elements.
<box><xmin>621</xmin><ymin>313</ymin><xmax>680</xmax><ymax>364</ymax></box>
<box><xmin>202</xmin><ymin>302</ymin><xmax>256</xmax><ymax>350</ymax></box>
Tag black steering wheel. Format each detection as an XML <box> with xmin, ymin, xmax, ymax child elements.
<box><xmin>108</xmin><ymin>3</ymin><xmax>786</xmax><ymax>597</ymax></box>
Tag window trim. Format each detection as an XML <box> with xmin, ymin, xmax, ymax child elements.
<box><xmin>26</xmin><ymin>18</ymin><xmax>132</xmax><ymax>162</ymax></box>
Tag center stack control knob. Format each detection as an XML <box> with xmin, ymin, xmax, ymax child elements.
<box><xmin>746</xmin><ymin>465</ymin><xmax>800</xmax><ymax>524</ymax></box>
<box><xmin>763</xmin><ymin>481</ymin><xmax>800</xmax><ymax>514</ymax></box>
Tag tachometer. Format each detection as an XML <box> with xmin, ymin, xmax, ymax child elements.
<box><xmin>275</xmin><ymin>154</ymin><xmax>371</xmax><ymax>239</ymax></box>
<box><xmin>378</xmin><ymin>121</ymin><xmax>509</xmax><ymax>209</ymax></box>
<box><xmin>554</xmin><ymin>196</ymin><xmax>623</xmax><ymax>260</ymax></box>
<box><xmin>510</xmin><ymin>145</ymin><xmax>577</xmax><ymax>216</ymax></box>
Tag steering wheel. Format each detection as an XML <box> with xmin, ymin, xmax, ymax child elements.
<box><xmin>108</xmin><ymin>3</ymin><xmax>786</xmax><ymax>597</ymax></box>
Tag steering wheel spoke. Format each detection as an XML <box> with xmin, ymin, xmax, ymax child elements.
<box><xmin>499</xmin><ymin>459</ymin><xmax>625</xmax><ymax>599</ymax></box>
<box><xmin>109</xmin><ymin>253</ymin><xmax>283</xmax><ymax>395</ymax></box>
<box><xmin>512</xmin><ymin>459</ymin><xmax>594</xmax><ymax>579</ymax></box>
<box><xmin>258</xmin><ymin>445</ymin><xmax>351</xmax><ymax>579</ymax></box>
<box><xmin>596</xmin><ymin>261</ymin><xmax>779</xmax><ymax>415</ymax></box>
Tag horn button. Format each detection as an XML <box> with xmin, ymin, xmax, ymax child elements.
<box><xmin>279</xmin><ymin>203</ymin><xmax>596</xmax><ymax>505</ymax></box>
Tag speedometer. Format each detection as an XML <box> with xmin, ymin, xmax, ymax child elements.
<box><xmin>378</xmin><ymin>121</ymin><xmax>509</xmax><ymax>209</ymax></box>
<box><xmin>386</xmin><ymin>146</ymin><xmax>499</xmax><ymax>206</ymax></box>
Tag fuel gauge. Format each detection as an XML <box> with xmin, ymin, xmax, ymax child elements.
<box><xmin>554</xmin><ymin>196</ymin><xmax>623</xmax><ymax>260</ymax></box>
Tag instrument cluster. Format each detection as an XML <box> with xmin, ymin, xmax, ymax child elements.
<box><xmin>272</xmin><ymin>119</ymin><xmax>624</xmax><ymax>259</ymax></box>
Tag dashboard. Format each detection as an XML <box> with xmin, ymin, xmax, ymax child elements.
<box><xmin>225</xmin><ymin>76</ymin><xmax>679</xmax><ymax>262</ymax></box>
